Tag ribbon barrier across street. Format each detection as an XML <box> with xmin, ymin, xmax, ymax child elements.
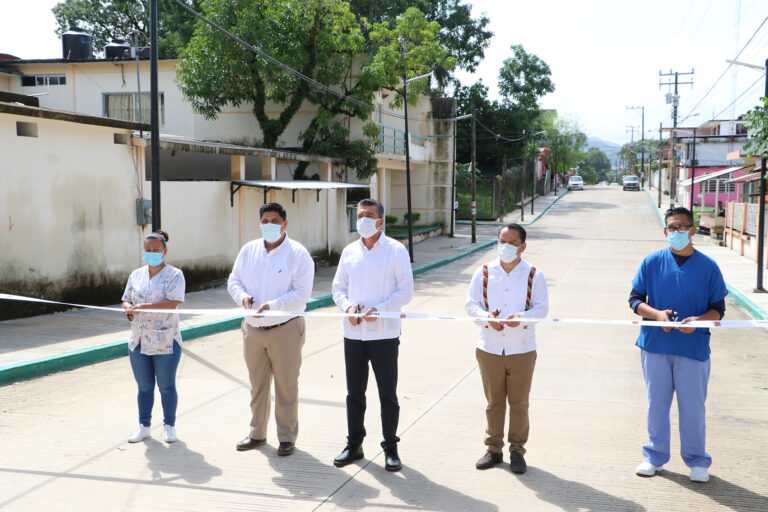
<box><xmin>2</xmin><ymin>293</ymin><xmax>766</xmax><ymax>330</ymax></box>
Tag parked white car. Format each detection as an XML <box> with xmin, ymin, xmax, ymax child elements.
<box><xmin>567</xmin><ymin>176</ymin><xmax>584</xmax><ymax>190</ymax></box>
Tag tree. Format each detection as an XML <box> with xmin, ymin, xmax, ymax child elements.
<box><xmin>498</xmin><ymin>44</ymin><xmax>555</xmax><ymax>112</ymax></box>
<box><xmin>52</xmin><ymin>0</ymin><xmax>201</xmax><ymax>58</ymax></box>
<box><xmin>583</xmin><ymin>147</ymin><xmax>611</xmax><ymax>182</ymax></box>
<box><xmin>348</xmin><ymin>0</ymin><xmax>492</xmax><ymax>87</ymax></box>
<box><xmin>744</xmin><ymin>96</ymin><xmax>768</xmax><ymax>157</ymax></box>
<box><xmin>177</xmin><ymin>2</ymin><xmax>454</xmax><ymax>179</ymax></box>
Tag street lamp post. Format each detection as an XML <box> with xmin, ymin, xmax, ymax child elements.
<box><xmin>451</xmin><ymin>113</ymin><xmax>473</xmax><ymax>239</ymax></box>
<box><xmin>150</xmin><ymin>0</ymin><xmax>161</xmax><ymax>231</ymax></box>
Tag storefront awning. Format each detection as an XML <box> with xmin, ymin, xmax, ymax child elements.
<box><xmin>726</xmin><ymin>171</ymin><xmax>762</xmax><ymax>184</ymax></box>
<box><xmin>230</xmin><ymin>179</ymin><xmax>369</xmax><ymax>205</ymax></box>
<box><xmin>678</xmin><ymin>165</ymin><xmax>750</xmax><ymax>187</ymax></box>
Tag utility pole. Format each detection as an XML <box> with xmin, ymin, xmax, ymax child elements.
<box><xmin>626</xmin><ymin>125</ymin><xmax>638</xmax><ymax>175</ymax></box>
<box><xmin>628</xmin><ymin>106</ymin><xmax>645</xmax><ymax>187</ymax></box>
<box><xmin>689</xmin><ymin>127</ymin><xmax>697</xmax><ymax>214</ymax></box>
<box><xmin>471</xmin><ymin>108</ymin><xmax>477</xmax><ymax>244</ymax></box>
<box><xmin>658</xmin><ymin>122</ymin><xmax>663</xmax><ymax>207</ymax></box>
<box><xmin>520</xmin><ymin>130</ymin><xmax>527</xmax><ymax>222</ymax></box>
<box><xmin>402</xmin><ymin>75</ymin><xmax>414</xmax><ymax>261</ymax></box>
<box><xmin>756</xmin><ymin>57</ymin><xmax>768</xmax><ymax>292</ymax></box>
<box><xmin>660</xmin><ymin>69</ymin><xmax>694</xmax><ymax>208</ymax></box>
<box><xmin>150</xmin><ymin>0</ymin><xmax>161</xmax><ymax>231</ymax></box>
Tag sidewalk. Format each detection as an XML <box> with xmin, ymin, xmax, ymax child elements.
<box><xmin>0</xmin><ymin>191</ymin><xmax>567</xmax><ymax>381</ymax></box>
<box><xmin>644</xmin><ymin>186</ymin><xmax>768</xmax><ymax>319</ymax></box>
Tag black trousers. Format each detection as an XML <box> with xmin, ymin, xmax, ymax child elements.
<box><xmin>344</xmin><ymin>337</ymin><xmax>400</xmax><ymax>448</ymax></box>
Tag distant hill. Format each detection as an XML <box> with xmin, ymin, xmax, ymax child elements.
<box><xmin>587</xmin><ymin>136</ymin><xmax>621</xmax><ymax>165</ymax></box>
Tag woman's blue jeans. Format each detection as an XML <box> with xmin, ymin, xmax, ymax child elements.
<box><xmin>129</xmin><ymin>341</ymin><xmax>182</xmax><ymax>427</ymax></box>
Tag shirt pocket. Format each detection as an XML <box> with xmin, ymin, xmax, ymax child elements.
<box><xmin>152</xmin><ymin>326</ymin><xmax>174</xmax><ymax>346</ymax></box>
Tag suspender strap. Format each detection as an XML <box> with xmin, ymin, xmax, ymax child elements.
<box><xmin>525</xmin><ymin>266</ymin><xmax>536</xmax><ymax>311</ymax></box>
<box><xmin>482</xmin><ymin>265</ymin><xmax>489</xmax><ymax>311</ymax></box>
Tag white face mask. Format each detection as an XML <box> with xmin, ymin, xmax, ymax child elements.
<box><xmin>497</xmin><ymin>242</ymin><xmax>520</xmax><ymax>263</ymax></box>
<box><xmin>261</xmin><ymin>222</ymin><xmax>283</xmax><ymax>243</ymax></box>
<box><xmin>357</xmin><ymin>217</ymin><xmax>380</xmax><ymax>239</ymax></box>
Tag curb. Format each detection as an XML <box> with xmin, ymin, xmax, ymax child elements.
<box><xmin>642</xmin><ymin>188</ymin><xmax>768</xmax><ymax>321</ymax></box>
<box><xmin>456</xmin><ymin>189</ymin><xmax>569</xmax><ymax>227</ymax></box>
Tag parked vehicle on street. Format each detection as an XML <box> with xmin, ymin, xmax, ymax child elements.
<box><xmin>623</xmin><ymin>175</ymin><xmax>640</xmax><ymax>191</ymax></box>
<box><xmin>567</xmin><ymin>176</ymin><xmax>584</xmax><ymax>190</ymax></box>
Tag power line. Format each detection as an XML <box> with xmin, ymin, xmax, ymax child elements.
<box><xmin>681</xmin><ymin>14</ymin><xmax>768</xmax><ymax>120</ymax></box>
<box><xmin>473</xmin><ymin>117</ymin><xmax>526</xmax><ymax>142</ymax></box>
<box><xmin>712</xmin><ymin>73</ymin><xmax>764</xmax><ymax>120</ymax></box>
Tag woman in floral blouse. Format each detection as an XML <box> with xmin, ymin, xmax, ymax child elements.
<box><xmin>121</xmin><ymin>230</ymin><xmax>185</xmax><ymax>444</ymax></box>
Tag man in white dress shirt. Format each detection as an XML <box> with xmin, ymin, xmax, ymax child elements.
<box><xmin>331</xmin><ymin>199</ymin><xmax>414</xmax><ymax>472</ymax></box>
<box><xmin>465</xmin><ymin>223</ymin><xmax>548</xmax><ymax>474</ymax></box>
<box><xmin>227</xmin><ymin>202</ymin><xmax>314</xmax><ymax>457</ymax></box>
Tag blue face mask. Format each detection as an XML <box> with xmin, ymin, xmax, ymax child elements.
<box><xmin>261</xmin><ymin>222</ymin><xmax>283</xmax><ymax>243</ymax></box>
<box><xmin>667</xmin><ymin>230</ymin><xmax>690</xmax><ymax>251</ymax></box>
<box><xmin>143</xmin><ymin>251</ymin><xmax>164</xmax><ymax>267</ymax></box>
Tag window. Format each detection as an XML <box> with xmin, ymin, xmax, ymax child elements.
<box><xmin>702</xmin><ymin>180</ymin><xmax>735</xmax><ymax>194</ymax></box>
<box><xmin>21</xmin><ymin>75</ymin><xmax>66</xmax><ymax>87</ymax></box>
<box><xmin>103</xmin><ymin>92</ymin><xmax>164</xmax><ymax>124</ymax></box>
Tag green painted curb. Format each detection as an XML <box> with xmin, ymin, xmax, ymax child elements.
<box><xmin>391</xmin><ymin>225</ymin><xmax>443</xmax><ymax>239</ymax></box>
<box><xmin>642</xmin><ymin>187</ymin><xmax>768</xmax><ymax>321</ymax></box>
<box><xmin>456</xmin><ymin>190</ymin><xmax>569</xmax><ymax>226</ymax></box>
<box><xmin>1</xmin><ymin>194</ymin><xmax>566</xmax><ymax>387</ymax></box>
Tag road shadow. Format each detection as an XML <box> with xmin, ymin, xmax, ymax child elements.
<box><xmin>658</xmin><ymin>470</ymin><xmax>768</xmax><ymax>512</ymax></box>
<box><xmin>144</xmin><ymin>438</ymin><xmax>222</xmax><ymax>484</ymax></box>
<box><xmin>267</xmin><ymin>448</ymin><xmax>380</xmax><ymax>509</ymax></box>
<box><xmin>519</xmin><ymin>466</ymin><xmax>646</xmax><ymax>512</ymax></box>
<box><xmin>356</xmin><ymin>459</ymin><xmax>498</xmax><ymax>511</ymax></box>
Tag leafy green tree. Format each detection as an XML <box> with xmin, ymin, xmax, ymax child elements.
<box><xmin>744</xmin><ymin>97</ymin><xmax>768</xmax><ymax>157</ymax></box>
<box><xmin>52</xmin><ymin>0</ymin><xmax>201</xmax><ymax>58</ymax></box>
<box><xmin>349</xmin><ymin>0</ymin><xmax>492</xmax><ymax>86</ymax></box>
<box><xmin>177</xmin><ymin>2</ymin><xmax>454</xmax><ymax>179</ymax></box>
<box><xmin>541</xmin><ymin>116</ymin><xmax>587</xmax><ymax>180</ymax></box>
<box><xmin>498</xmin><ymin>44</ymin><xmax>555</xmax><ymax>111</ymax></box>
<box><xmin>578</xmin><ymin>166</ymin><xmax>599</xmax><ymax>185</ymax></box>
<box><xmin>583</xmin><ymin>147</ymin><xmax>611</xmax><ymax>182</ymax></box>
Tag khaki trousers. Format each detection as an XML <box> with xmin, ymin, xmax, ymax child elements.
<box><xmin>476</xmin><ymin>348</ymin><xmax>537</xmax><ymax>455</ymax></box>
<box><xmin>242</xmin><ymin>317</ymin><xmax>305</xmax><ymax>443</ymax></box>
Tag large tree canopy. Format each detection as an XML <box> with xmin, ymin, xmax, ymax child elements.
<box><xmin>498</xmin><ymin>44</ymin><xmax>555</xmax><ymax>111</ymax></box>
<box><xmin>349</xmin><ymin>0</ymin><xmax>492</xmax><ymax>86</ymax></box>
<box><xmin>177</xmin><ymin>1</ymin><xmax>455</xmax><ymax>179</ymax></box>
<box><xmin>52</xmin><ymin>0</ymin><xmax>201</xmax><ymax>58</ymax></box>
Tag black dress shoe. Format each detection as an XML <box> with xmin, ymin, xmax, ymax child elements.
<box><xmin>475</xmin><ymin>450</ymin><xmax>503</xmax><ymax>470</ymax></box>
<box><xmin>384</xmin><ymin>446</ymin><xmax>402</xmax><ymax>472</ymax></box>
<box><xmin>509</xmin><ymin>451</ymin><xmax>527</xmax><ymax>474</ymax></box>
<box><xmin>333</xmin><ymin>444</ymin><xmax>364</xmax><ymax>467</ymax></box>
<box><xmin>277</xmin><ymin>442</ymin><xmax>295</xmax><ymax>456</ymax></box>
<box><xmin>236</xmin><ymin>436</ymin><xmax>266</xmax><ymax>451</ymax></box>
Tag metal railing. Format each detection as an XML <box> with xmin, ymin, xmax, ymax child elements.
<box><xmin>376</xmin><ymin>123</ymin><xmax>428</xmax><ymax>161</ymax></box>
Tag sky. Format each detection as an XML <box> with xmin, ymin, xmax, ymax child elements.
<box><xmin>2</xmin><ymin>0</ymin><xmax>768</xmax><ymax>146</ymax></box>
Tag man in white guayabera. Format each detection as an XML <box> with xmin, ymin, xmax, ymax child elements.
<box><xmin>331</xmin><ymin>198</ymin><xmax>413</xmax><ymax>472</ymax></box>
<box><xmin>228</xmin><ymin>202</ymin><xmax>314</xmax><ymax>457</ymax></box>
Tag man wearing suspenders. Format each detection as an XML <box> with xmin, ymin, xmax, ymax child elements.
<box><xmin>465</xmin><ymin>223</ymin><xmax>549</xmax><ymax>474</ymax></box>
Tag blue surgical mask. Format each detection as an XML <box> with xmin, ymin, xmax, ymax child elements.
<box><xmin>667</xmin><ymin>230</ymin><xmax>690</xmax><ymax>251</ymax></box>
<box><xmin>143</xmin><ymin>251</ymin><xmax>164</xmax><ymax>267</ymax></box>
<box><xmin>261</xmin><ymin>223</ymin><xmax>283</xmax><ymax>243</ymax></box>
<box><xmin>497</xmin><ymin>242</ymin><xmax>520</xmax><ymax>263</ymax></box>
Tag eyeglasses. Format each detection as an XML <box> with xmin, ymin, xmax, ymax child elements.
<box><xmin>665</xmin><ymin>225</ymin><xmax>693</xmax><ymax>232</ymax></box>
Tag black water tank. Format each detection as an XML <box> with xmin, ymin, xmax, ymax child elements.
<box><xmin>105</xmin><ymin>39</ymin><xmax>130</xmax><ymax>59</ymax></box>
<box><xmin>62</xmin><ymin>28</ymin><xmax>93</xmax><ymax>60</ymax></box>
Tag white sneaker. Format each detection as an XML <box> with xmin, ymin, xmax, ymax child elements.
<box><xmin>635</xmin><ymin>461</ymin><xmax>663</xmax><ymax>476</ymax></box>
<box><xmin>163</xmin><ymin>425</ymin><xmax>177</xmax><ymax>443</ymax></box>
<box><xmin>690</xmin><ymin>466</ymin><xmax>709</xmax><ymax>483</ymax></box>
<box><xmin>128</xmin><ymin>425</ymin><xmax>151</xmax><ymax>443</ymax></box>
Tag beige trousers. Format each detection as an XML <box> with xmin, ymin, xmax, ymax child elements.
<box><xmin>476</xmin><ymin>348</ymin><xmax>537</xmax><ymax>455</ymax></box>
<box><xmin>242</xmin><ymin>317</ymin><xmax>305</xmax><ymax>443</ymax></box>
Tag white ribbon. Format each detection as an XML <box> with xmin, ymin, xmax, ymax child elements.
<box><xmin>0</xmin><ymin>292</ymin><xmax>764</xmax><ymax>329</ymax></box>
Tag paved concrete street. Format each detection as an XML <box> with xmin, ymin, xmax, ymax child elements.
<box><xmin>0</xmin><ymin>187</ymin><xmax>766</xmax><ymax>511</ymax></box>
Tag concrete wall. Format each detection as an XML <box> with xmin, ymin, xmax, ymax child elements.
<box><xmin>0</xmin><ymin>112</ymin><xmax>141</xmax><ymax>318</ymax></box>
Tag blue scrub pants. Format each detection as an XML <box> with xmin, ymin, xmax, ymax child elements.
<box><xmin>641</xmin><ymin>350</ymin><xmax>711</xmax><ymax>469</ymax></box>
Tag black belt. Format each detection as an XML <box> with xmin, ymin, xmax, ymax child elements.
<box><xmin>258</xmin><ymin>317</ymin><xmax>296</xmax><ymax>331</ymax></box>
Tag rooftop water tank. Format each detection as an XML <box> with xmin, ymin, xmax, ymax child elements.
<box><xmin>62</xmin><ymin>28</ymin><xmax>92</xmax><ymax>60</ymax></box>
<box><xmin>105</xmin><ymin>39</ymin><xmax>130</xmax><ymax>59</ymax></box>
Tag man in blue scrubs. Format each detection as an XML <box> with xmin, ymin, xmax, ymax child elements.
<box><xmin>629</xmin><ymin>207</ymin><xmax>727</xmax><ymax>483</ymax></box>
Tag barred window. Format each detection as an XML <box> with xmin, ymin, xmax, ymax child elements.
<box><xmin>103</xmin><ymin>92</ymin><xmax>164</xmax><ymax>124</ymax></box>
<box><xmin>702</xmin><ymin>180</ymin><xmax>735</xmax><ymax>194</ymax></box>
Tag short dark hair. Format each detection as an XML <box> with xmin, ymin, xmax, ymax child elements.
<box><xmin>664</xmin><ymin>206</ymin><xmax>693</xmax><ymax>225</ymax></box>
<box><xmin>260</xmin><ymin>202</ymin><xmax>286</xmax><ymax>221</ymax></box>
<box><xmin>499</xmin><ymin>223</ymin><xmax>527</xmax><ymax>243</ymax></box>
<box><xmin>357</xmin><ymin>198</ymin><xmax>384</xmax><ymax>219</ymax></box>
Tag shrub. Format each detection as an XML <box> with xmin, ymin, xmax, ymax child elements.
<box><xmin>403</xmin><ymin>212</ymin><xmax>421</xmax><ymax>223</ymax></box>
<box><xmin>385</xmin><ymin>214</ymin><xmax>398</xmax><ymax>225</ymax></box>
